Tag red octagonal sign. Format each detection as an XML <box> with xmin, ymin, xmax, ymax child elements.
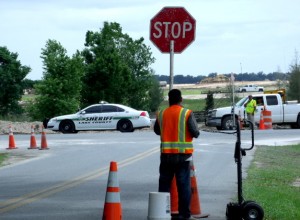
<box><xmin>150</xmin><ymin>7</ymin><xmax>196</xmax><ymax>53</ymax></box>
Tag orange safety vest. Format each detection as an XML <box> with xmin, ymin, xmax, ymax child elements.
<box><xmin>158</xmin><ymin>105</ymin><xmax>194</xmax><ymax>154</ymax></box>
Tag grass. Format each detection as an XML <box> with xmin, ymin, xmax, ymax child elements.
<box><xmin>22</xmin><ymin>94</ymin><xmax>36</xmax><ymax>102</ymax></box>
<box><xmin>243</xmin><ymin>144</ymin><xmax>300</xmax><ymax>220</ymax></box>
<box><xmin>158</xmin><ymin>98</ymin><xmax>232</xmax><ymax>112</ymax></box>
<box><xmin>0</xmin><ymin>153</ymin><xmax>8</xmax><ymax>166</ymax></box>
<box><xmin>161</xmin><ymin>88</ymin><xmax>233</xmax><ymax>112</ymax></box>
<box><xmin>158</xmin><ymin>99</ymin><xmax>207</xmax><ymax>112</ymax></box>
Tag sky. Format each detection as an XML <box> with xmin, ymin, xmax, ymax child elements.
<box><xmin>1</xmin><ymin>0</ymin><xmax>300</xmax><ymax>80</ymax></box>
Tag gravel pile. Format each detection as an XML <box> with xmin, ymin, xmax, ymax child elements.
<box><xmin>0</xmin><ymin>121</ymin><xmax>56</xmax><ymax>135</ymax></box>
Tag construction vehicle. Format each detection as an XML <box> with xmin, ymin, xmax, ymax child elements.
<box><xmin>206</xmin><ymin>93</ymin><xmax>300</xmax><ymax>130</ymax></box>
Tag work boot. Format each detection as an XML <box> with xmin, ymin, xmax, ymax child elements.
<box><xmin>192</xmin><ymin>213</ymin><xmax>210</xmax><ymax>218</ymax></box>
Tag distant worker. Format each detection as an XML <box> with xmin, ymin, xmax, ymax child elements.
<box><xmin>154</xmin><ymin>89</ymin><xmax>200</xmax><ymax>220</ymax></box>
<box><xmin>244</xmin><ymin>95</ymin><xmax>257</xmax><ymax>127</ymax></box>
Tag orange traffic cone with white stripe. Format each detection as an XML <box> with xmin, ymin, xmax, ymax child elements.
<box><xmin>39</xmin><ymin>125</ymin><xmax>49</xmax><ymax>150</ymax></box>
<box><xmin>190</xmin><ymin>160</ymin><xmax>209</xmax><ymax>218</ymax></box>
<box><xmin>259</xmin><ymin>111</ymin><xmax>265</xmax><ymax>130</ymax></box>
<box><xmin>28</xmin><ymin>125</ymin><xmax>38</xmax><ymax>149</ymax></box>
<box><xmin>6</xmin><ymin>125</ymin><xmax>17</xmax><ymax>150</ymax></box>
<box><xmin>102</xmin><ymin>161</ymin><xmax>122</xmax><ymax>220</ymax></box>
<box><xmin>169</xmin><ymin>161</ymin><xmax>209</xmax><ymax>218</ymax></box>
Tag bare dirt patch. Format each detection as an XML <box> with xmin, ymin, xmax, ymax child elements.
<box><xmin>0</xmin><ymin>120</ymin><xmax>56</xmax><ymax>135</ymax></box>
<box><xmin>292</xmin><ymin>178</ymin><xmax>300</xmax><ymax>187</ymax></box>
<box><xmin>170</xmin><ymin>80</ymin><xmax>278</xmax><ymax>89</ymax></box>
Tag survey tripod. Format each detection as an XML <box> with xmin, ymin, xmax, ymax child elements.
<box><xmin>226</xmin><ymin>120</ymin><xmax>264</xmax><ymax>220</ymax></box>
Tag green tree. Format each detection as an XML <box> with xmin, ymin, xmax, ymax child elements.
<box><xmin>148</xmin><ymin>74</ymin><xmax>164</xmax><ymax>112</ymax></box>
<box><xmin>28</xmin><ymin>40</ymin><xmax>84</xmax><ymax>120</ymax></box>
<box><xmin>22</xmin><ymin>79</ymin><xmax>39</xmax><ymax>90</ymax></box>
<box><xmin>205</xmin><ymin>91</ymin><xmax>214</xmax><ymax>111</ymax></box>
<box><xmin>287</xmin><ymin>51</ymin><xmax>300</xmax><ymax>102</ymax></box>
<box><xmin>0</xmin><ymin>46</ymin><xmax>30</xmax><ymax>115</ymax></box>
<box><xmin>81</xmin><ymin>22</ymin><xmax>155</xmax><ymax>111</ymax></box>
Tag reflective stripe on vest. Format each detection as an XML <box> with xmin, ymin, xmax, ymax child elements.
<box><xmin>158</xmin><ymin>107</ymin><xmax>193</xmax><ymax>154</ymax></box>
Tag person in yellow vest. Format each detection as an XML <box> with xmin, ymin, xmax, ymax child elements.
<box><xmin>244</xmin><ymin>95</ymin><xmax>257</xmax><ymax>128</ymax></box>
<box><xmin>154</xmin><ymin>89</ymin><xmax>200</xmax><ymax>220</ymax></box>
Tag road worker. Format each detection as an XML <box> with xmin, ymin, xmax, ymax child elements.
<box><xmin>244</xmin><ymin>95</ymin><xmax>257</xmax><ymax>128</ymax></box>
<box><xmin>154</xmin><ymin>89</ymin><xmax>200</xmax><ymax>220</ymax></box>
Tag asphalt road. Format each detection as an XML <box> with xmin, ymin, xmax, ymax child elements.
<box><xmin>1</xmin><ymin>129</ymin><xmax>300</xmax><ymax>220</ymax></box>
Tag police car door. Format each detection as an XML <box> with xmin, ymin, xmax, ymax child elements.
<box><xmin>97</xmin><ymin>105</ymin><xmax>117</xmax><ymax>129</ymax></box>
<box><xmin>77</xmin><ymin>105</ymin><xmax>102</xmax><ymax>130</ymax></box>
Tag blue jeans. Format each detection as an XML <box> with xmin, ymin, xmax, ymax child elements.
<box><xmin>159</xmin><ymin>154</ymin><xmax>191</xmax><ymax>218</ymax></box>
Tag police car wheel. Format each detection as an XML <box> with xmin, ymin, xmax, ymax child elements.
<box><xmin>59</xmin><ymin>120</ymin><xmax>75</xmax><ymax>134</ymax></box>
<box><xmin>117</xmin><ymin>119</ymin><xmax>133</xmax><ymax>132</ymax></box>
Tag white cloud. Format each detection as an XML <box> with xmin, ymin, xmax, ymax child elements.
<box><xmin>0</xmin><ymin>0</ymin><xmax>299</xmax><ymax>79</ymax></box>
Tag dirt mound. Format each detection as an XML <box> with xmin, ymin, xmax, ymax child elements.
<box><xmin>0</xmin><ymin>121</ymin><xmax>55</xmax><ymax>135</ymax></box>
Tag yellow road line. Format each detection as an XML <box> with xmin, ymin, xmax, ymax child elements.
<box><xmin>0</xmin><ymin>146</ymin><xmax>159</xmax><ymax>214</ymax></box>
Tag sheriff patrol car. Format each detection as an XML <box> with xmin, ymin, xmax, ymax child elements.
<box><xmin>46</xmin><ymin>103</ymin><xmax>151</xmax><ymax>133</ymax></box>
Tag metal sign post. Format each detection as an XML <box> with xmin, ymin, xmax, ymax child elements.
<box><xmin>231</xmin><ymin>73</ymin><xmax>236</xmax><ymax>128</ymax></box>
<box><xmin>169</xmin><ymin>40</ymin><xmax>174</xmax><ymax>90</ymax></box>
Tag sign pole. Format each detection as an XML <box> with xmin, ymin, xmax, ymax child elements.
<box><xmin>169</xmin><ymin>40</ymin><xmax>174</xmax><ymax>91</ymax></box>
<box><xmin>231</xmin><ymin>73</ymin><xmax>236</xmax><ymax>128</ymax></box>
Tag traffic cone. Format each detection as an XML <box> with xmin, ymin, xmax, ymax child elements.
<box><xmin>6</xmin><ymin>125</ymin><xmax>17</xmax><ymax>150</ymax></box>
<box><xmin>102</xmin><ymin>161</ymin><xmax>122</xmax><ymax>220</ymax></box>
<box><xmin>190</xmin><ymin>160</ymin><xmax>209</xmax><ymax>218</ymax></box>
<box><xmin>170</xmin><ymin>176</ymin><xmax>179</xmax><ymax>216</ymax></box>
<box><xmin>28</xmin><ymin>125</ymin><xmax>38</xmax><ymax>149</ymax></box>
<box><xmin>170</xmin><ymin>161</ymin><xmax>209</xmax><ymax>218</ymax></box>
<box><xmin>238</xmin><ymin>115</ymin><xmax>244</xmax><ymax>130</ymax></box>
<box><xmin>259</xmin><ymin>111</ymin><xmax>265</xmax><ymax>130</ymax></box>
<box><xmin>39</xmin><ymin>125</ymin><xmax>49</xmax><ymax>150</ymax></box>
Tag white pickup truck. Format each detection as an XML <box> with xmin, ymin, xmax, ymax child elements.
<box><xmin>238</xmin><ymin>84</ymin><xmax>264</xmax><ymax>92</ymax></box>
<box><xmin>206</xmin><ymin>94</ymin><xmax>300</xmax><ymax>130</ymax></box>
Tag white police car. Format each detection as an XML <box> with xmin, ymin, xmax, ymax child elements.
<box><xmin>46</xmin><ymin>102</ymin><xmax>151</xmax><ymax>133</ymax></box>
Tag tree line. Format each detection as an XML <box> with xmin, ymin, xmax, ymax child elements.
<box><xmin>0</xmin><ymin>21</ymin><xmax>299</xmax><ymax>121</ymax></box>
<box><xmin>156</xmin><ymin>71</ymin><xmax>288</xmax><ymax>84</ymax></box>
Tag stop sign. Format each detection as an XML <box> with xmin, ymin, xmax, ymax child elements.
<box><xmin>150</xmin><ymin>7</ymin><xmax>196</xmax><ymax>53</ymax></box>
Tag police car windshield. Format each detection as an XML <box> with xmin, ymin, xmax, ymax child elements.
<box><xmin>236</xmin><ymin>97</ymin><xmax>247</xmax><ymax>107</ymax></box>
